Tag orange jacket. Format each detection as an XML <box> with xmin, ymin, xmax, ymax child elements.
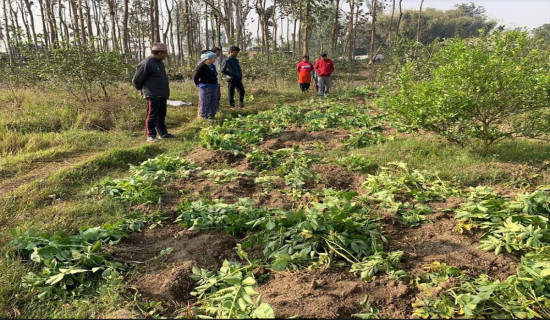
<box><xmin>296</xmin><ymin>61</ymin><xmax>314</xmax><ymax>83</ymax></box>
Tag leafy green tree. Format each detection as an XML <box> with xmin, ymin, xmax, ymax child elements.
<box><xmin>26</xmin><ymin>42</ymin><xmax>128</xmax><ymax>105</ymax></box>
<box><xmin>379</xmin><ymin>31</ymin><xmax>550</xmax><ymax>149</ymax></box>
<box><xmin>532</xmin><ymin>23</ymin><xmax>550</xmax><ymax>48</ymax></box>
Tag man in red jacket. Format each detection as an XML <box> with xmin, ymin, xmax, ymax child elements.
<box><xmin>314</xmin><ymin>53</ymin><xmax>334</xmax><ymax>97</ymax></box>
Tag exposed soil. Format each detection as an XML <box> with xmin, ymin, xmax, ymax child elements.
<box><xmin>311</xmin><ymin>163</ymin><xmax>365</xmax><ymax>191</ymax></box>
<box><xmin>109</xmin><ymin>224</ymin><xmax>239</xmax><ymax>303</ymax></box>
<box><xmin>109</xmin><ymin>104</ymin><xmax>525</xmax><ymax>318</ymax></box>
<box><xmin>380</xmin><ymin>210</ymin><xmax>519</xmax><ymax>280</ymax></box>
<box><xmin>258</xmin><ymin>268</ymin><xmax>414</xmax><ymax>319</ymax></box>
<box><xmin>260</xmin><ymin>126</ymin><xmax>349</xmax><ymax>152</ymax></box>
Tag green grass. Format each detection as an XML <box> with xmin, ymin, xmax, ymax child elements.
<box><xmin>1</xmin><ymin>62</ymin><xmax>548</xmax><ymax>319</ymax></box>
<box><xmin>325</xmin><ymin>133</ymin><xmax>550</xmax><ymax>188</ymax></box>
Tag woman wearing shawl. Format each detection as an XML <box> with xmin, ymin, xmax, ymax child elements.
<box><xmin>194</xmin><ymin>51</ymin><xmax>220</xmax><ymax>119</ymax></box>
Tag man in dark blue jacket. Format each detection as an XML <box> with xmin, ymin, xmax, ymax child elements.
<box><xmin>132</xmin><ymin>42</ymin><xmax>175</xmax><ymax>142</ymax></box>
<box><xmin>221</xmin><ymin>46</ymin><xmax>245</xmax><ymax>108</ymax></box>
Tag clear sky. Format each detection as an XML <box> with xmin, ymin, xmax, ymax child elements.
<box><xmin>402</xmin><ymin>0</ymin><xmax>550</xmax><ymax>29</ymax></box>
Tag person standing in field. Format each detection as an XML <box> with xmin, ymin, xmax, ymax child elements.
<box><xmin>132</xmin><ymin>42</ymin><xmax>175</xmax><ymax>142</ymax></box>
<box><xmin>314</xmin><ymin>53</ymin><xmax>335</xmax><ymax>98</ymax></box>
<box><xmin>210</xmin><ymin>47</ymin><xmax>223</xmax><ymax>102</ymax></box>
<box><xmin>210</xmin><ymin>47</ymin><xmax>223</xmax><ymax>83</ymax></box>
<box><xmin>221</xmin><ymin>46</ymin><xmax>245</xmax><ymax>108</ymax></box>
<box><xmin>194</xmin><ymin>52</ymin><xmax>220</xmax><ymax>120</ymax></box>
<box><xmin>296</xmin><ymin>55</ymin><xmax>314</xmax><ymax>93</ymax></box>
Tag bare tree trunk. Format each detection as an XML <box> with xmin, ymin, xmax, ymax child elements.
<box><xmin>183</xmin><ymin>0</ymin><xmax>192</xmax><ymax>65</ymax></box>
<box><xmin>271</xmin><ymin>0</ymin><xmax>277</xmax><ymax>51</ymax></box>
<box><xmin>17</xmin><ymin>0</ymin><xmax>32</xmax><ymax>44</ymax></box>
<box><xmin>2</xmin><ymin>0</ymin><xmax>13</xmax><ymax>65</ymax></box>
<box><xmin>23</xmin><ymin>0</ymin><xmax>39</xmax><ymax>46</ymax></box>
<box><xmin>163</xmin><ymin>0</ymin><xmax>172</xmax><ymax>45</ymax></box>
<box><xmin>396</xmin><ymin>0</ymin><xmax>403</xmax><ymax>37</ymax></box>
<box><xmin>121</xmin><ymin>0</ymin><xmax>129</xmax><ymax>53</ymax></box>
<box><xmin>69</xmin><ymin>0</ymin><xmax>81</xmax><ymax>43</ymax></box>
<box><xmin>387</xmin><ymin>0</ymin><xmax>395</xmax><ymax>47</ymax></box>
<box><xmin>85</xmin><ymin>0</ymin><xmax>93</xmax><ymax>43</ymax></box>
<box><xmin>292</xmin><ymin>18</ymin><xmax>296</xmax><ymax>57</ymax></box>
<box><xmin>368</xmin><ymin>0</ymin><xmax>377</xmax><ymax>64</ymax></box>
<box><xmin>329</xmin><ymin>0</ymin><xmax>339</xmax><ymax>57</ymax></box>
<box><xmin>300</xmin><ymin>0</ymin><xmax>309</xmax><ymax>56</ymax></box>
<box><xmin>204</xmin><ymin>3</ymin><xmax>209</xmax><ymax>49</ymax></box>
<box><xmin>175</xmin><ymin>0</ymin><xmax>183</xmax><ymax>64</ymax></box>
<box><xmin>344</xmin><ymin>0</ymin><xmax>355</xmax><ymax>60</ymax></box>
<box><xmin>107</xmin><ymin>0</ymin><xmax>118</xmax><ymax>48</ymax></box>
<box><xmin>59</xmin><ymin>1</ymin><xmax>70</xmax><ymax>42</ymax></box>
<box><xmin>416</xmin><ymin>0</ymin><xmax>424</xmax><ymax>42</ymax></box>
<box><xmin>44</xmin><ymin>0</ymin><xmax>58</xmax><ymax>46</ymax></box>
<box><xmin>78</xmin><ymin>0</ymin><xmax>87</xmax><ymax>43</ymax></box>
<box><xmin>38</xmin><ymin>0</ymin><xmax>50</xmax><ymax>48</ymax></box>
<box><xmin>10</xmin><ymin>3</ymin><xmax>23</xmax><ymax>46</ymax></box>
<box><xmin>150</xmin><ymin>0</ymin><xmax>160</xmax><ymax>42</ymax></box>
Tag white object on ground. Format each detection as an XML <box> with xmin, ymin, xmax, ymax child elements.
<box><xmin>167</xmin><ymin>100</ymin><xmax>192</xmax><ymax>107</ymax></box>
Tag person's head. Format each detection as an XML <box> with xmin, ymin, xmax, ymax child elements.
<box><xmin>211</xmin><ymin>47</ymin><xmax>222</xmax><ymax>57</ymax></box>
<box><xmin>151</xmin><ymin>42</ymin><xmax>168</xmax><ymax>60</ymax></box>
<box><xmin>228</xmin><ymin>46</ymin><xmax>241</xmax><ymax>57</ymax></box>
<box><xmin>201</xmin><ymin>51</ymin><xmax>217</xmax><ymax>65</ymax></box>
<box><xmin>302</xmin><ymin>55</ymin><xmax>309</xmax><ymax>62</ymax></box>
<box><xmin>321</xmin><ymin>53</ymin><xmax>328</xmax><ymax>60</ymax></box>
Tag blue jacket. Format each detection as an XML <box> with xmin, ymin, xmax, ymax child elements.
<box><xmin>221</xmin><ymin>56</ymin><xmax>242</xmax><ymax>81</ymax></box>
<box><xmin>132</xmin><ymin>56</ymin><xmax>170</xmax><ymax>99</ymax></box>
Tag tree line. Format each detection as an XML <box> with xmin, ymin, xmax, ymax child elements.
<box><xmin>1</xmin><ymin>0</ymin><xmax>501</xmax><ymax>66</ymax></box>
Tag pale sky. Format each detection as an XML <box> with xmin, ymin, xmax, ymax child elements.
<box><xmin>403</xmin><ymin>0</ymin><xmax>550</xmax><ymax>29</ymax></box>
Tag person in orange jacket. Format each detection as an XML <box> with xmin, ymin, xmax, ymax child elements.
<box><xmin>296</xmin><ymin>55</ymin><xmax>314</xmax><ymax>93</ymax></box>
<box><xmin>314</xmin><ymin>53</ymin><xmax>334</xmax><ymax>97</ymax></box>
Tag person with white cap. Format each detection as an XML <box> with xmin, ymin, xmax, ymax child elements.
<box><xmin>193</xmin><ymin>51</ymin><xmax>220</xmax><ymax>119</ymax></box>
<box><xmin>132</xmin><ymin>42</ymin><xmax>175</xmax><ymax>142</ymax></box>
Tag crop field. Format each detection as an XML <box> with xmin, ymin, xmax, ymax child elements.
<box><xmin>2</xmin><ymin>79</ymin><xmax>549</xmax><ymax>318</ymax></box>
<box><xmin>1</xmin><ymin>31</ymin><xmax>550</xmax><ymax>319</ymax></box>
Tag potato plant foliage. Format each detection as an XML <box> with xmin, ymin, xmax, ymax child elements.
<box><xmin>380</xmin><ymin>31</ymin><xmax>550</xmax><ymax>148</ymax></box>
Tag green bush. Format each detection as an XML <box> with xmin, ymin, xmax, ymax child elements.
<box><xmin>25</xmin><ymin>43</ymin><xmax>128</xmax><ymax>104</ymax></box>
<box><xmin>379</xmin><ymin>31</ymin><xmax>550</xmax><ymax>149</ymax></box>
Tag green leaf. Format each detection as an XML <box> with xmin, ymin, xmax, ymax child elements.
<box><xmin>242</xmin><ymin>277</ymin><xmax>256</xmax><ymax>286</ymax></box>
<box><xmin>237</xmin><ymin>297</ymin><xmax>247</xmax><ymax>311</ymax></box>
<box><xmin>271</xmin><ymin>259</ymin><xmax>288</xmax><ymax>271</ymax></box>
<box><xmin>252</xmin><ymin>302</ymin><xmax>275</xmax><ymax>319</ymax></box>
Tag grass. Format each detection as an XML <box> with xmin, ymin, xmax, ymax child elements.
<box><xmin>325</xmin><ymin>128</ymin><xmax>550</xmax><ymax>188</ymax></box>
<box><xmin>1</xmin><ymin>60</ymin><xmax>548</xmax><ymax>318</ymax></box>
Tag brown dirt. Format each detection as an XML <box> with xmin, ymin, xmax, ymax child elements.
<box><xmin>260</xmin><ymin>126</ymin><xmax>349</xmax><ymax>152</ymax></box>
<box><xmin>258</xmin><ymin>268</ymin><xmax>414</xmax><ymax>319</ymax></box>
<box><xmin>185</xmin><ymin>148</ymin><xmax>240</xmax><ymax>166</ymax></box>
<box><xmin>105</xmin><ymin>103</ymin><xmax>527</xmax><ymax>318</ymax></box>
<box><xmin>311</xmin><ymin>163</ymin><xmax>365</xmax><ymax>191</ymax></box>
<box><xmin>109</xmin><ymin>223</ymin><xmax>239</xmax><ymax>303</ymax></box>
<box><xmin>381</xmin><ymin>211</ymin><xmax>519</xmax><ymax>280</ymax></box>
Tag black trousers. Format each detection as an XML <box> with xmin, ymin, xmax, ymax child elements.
<box><xmin>145</xmin><ymin>97</ymin><xmax>168</xmax><ymax>137</ymax></box>
<box><xmin>300</xmin><ymin>83</ymin><xmax>311</xmax><ymax>92</ymax></box>
<box><xmin>227</xmin><ymin>79</ymin><xmax>245</xmax><ymax>106</ymax></box>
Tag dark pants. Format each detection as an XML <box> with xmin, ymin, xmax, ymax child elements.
<box><xmin>299</xmin><ymin>83</ymin><xmax>311</xmax><ymax>92</ymax></box>
<box><xmin>227</xmin><ymin>79</ymin><xmax>245</xmax><ymax>106</ymax></box>
<box><xmin>145</xmin><ymin>97</ymin><xmax>168</xmax><ymax>137</ymax></box>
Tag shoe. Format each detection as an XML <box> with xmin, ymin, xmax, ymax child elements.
<box><xmin>146</xmin><ymin>136</ymin><xmax>157</xmax><ymax>142</ymax></box>
<box><xmin>238</xmin><ymin>102</ymin><xmax>244</xmax><ymax>108</ymax></box>
<box><xmin>160</xmin><ymin>133</ymin><xmax>176</xmax><ymax>139</ymax></box>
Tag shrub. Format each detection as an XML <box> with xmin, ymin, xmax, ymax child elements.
<box><xmin>25</xmin><ymin>42</ymin><xmax>128</xmax><ymax>105</ymax></box>
<box><xmin>379</xmin><ymin>31</ymin><xmax>550</xmax><ymax>149</ymax></box>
